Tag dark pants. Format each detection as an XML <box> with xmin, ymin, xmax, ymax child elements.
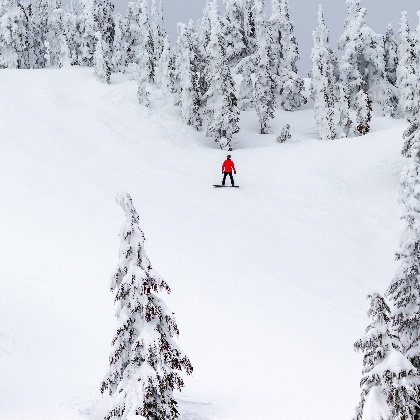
<box><xmin>222</xmin><ymin>171</ymin><xmax>235</xmax><ymax>186</ymax></box>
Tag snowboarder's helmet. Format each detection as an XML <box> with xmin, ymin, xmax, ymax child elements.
<box><xmin>227</xmin><ymin>155</ymin><xmax>231</xmax><ymax>159</ymax></box>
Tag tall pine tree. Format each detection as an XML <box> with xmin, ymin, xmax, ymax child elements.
<box><xmin>253</xmin><ymin>0</ymin><xmax>276</xmax><ymax>134</ymax></box>
<box><xmin>176</xmin><ymin>21</ymin><xmax>202</xmax><ymax>130</ymax></box>
<box><xmin>269</xmin><ymin>0</ymin><xmax>306</xmax><ymax>111</ymax></box>
<box><xmin>204</xmin><ymin>0</ymin><xmax>240</xmax><ymax>150</ymax></box>
<box><xmin>397</xmin><ymin>12</ymin><xmax>418</xmax><ymax>121</ymax></box>
<box><xmin>223</xmin><ymin>0</ymin><xmax>246</xmax><ymax>63</ymax></box>
<box><xmin>310</xmin><ymin>5</ymin><xmax>337</xmax><ymax>141</ymax></box>
<box><xmin>386</xmin><ymin>122</ymin><xmax>420</xmax><ymax>371</ymax></box>
<box><xmin>101</xmin><ymin>193</ymin><xmax>193</xmax><ymax>420</ymax></box>
<box><xmin>384</xmin><ymin>23</ymin><xmax>398</xmax><ymax>87</ymax></box>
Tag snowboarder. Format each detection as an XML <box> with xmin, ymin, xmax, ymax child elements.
<box><xmin>222</xmin><ymin>155</ymin><xmax>236</xmax><ymax>186</ymax></box>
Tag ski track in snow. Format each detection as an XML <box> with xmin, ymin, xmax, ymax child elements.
<box><xmin>0</xmin><ymin>67</ymin><xmax>409</xmax><ymax>419</ymax></box>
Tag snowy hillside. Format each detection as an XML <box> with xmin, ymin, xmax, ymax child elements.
<box><xmin>0</xmin><ymin>67</ymin><xmax>408</xmax><ymax>419</ymax></box>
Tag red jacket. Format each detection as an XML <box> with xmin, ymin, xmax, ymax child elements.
<box><xmin>222</xmin><ymin>159</ymin><xmax>236</xmax><ymax>173</ymax></box>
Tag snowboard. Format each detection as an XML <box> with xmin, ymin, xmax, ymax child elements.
<box><xmin>213</xmin><ymin>185</ymin><xmax>239</xmax><ymax>188</ymax></box>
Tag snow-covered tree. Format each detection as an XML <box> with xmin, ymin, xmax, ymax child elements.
<box><xmin>168</xmin><ymin>51</ymin><xmax>177</xmax><ymax>94</ymax></box>
<box><xmin>361</xmin><ymin>26</ymin><xmax>396</xmax><ymax>117</ymax></box>
<box><xmin>353</xmin><ymin>293</ymin><xmax>420</xmax><ymax>420</ymax></box>
<box><xmin>197</xmin><ymin>0</ymin><xmax>212</xmax><ymax>55</ymax></box>
<box><xmin>155</xmin><ymin>36</ymin><xmax>172</xmax><ymax>92</ymax></box>
<box><xmin>204</xmin><ymin>0</ymin><xmax>240</xmax><ymax>150</ymax></box>
<box><xmin>112</xmin><ymin>14</ymin><xmax>129</xmax><ymax>72</ymax></box>
<box><xmin>338</xmin><ymin>0</ymin><xmax>396</xmax><ymax>116</ymax></box>
<box><xmin>276</xmin><ymin>70</ymin><xmax>306</xmax><ymax>112</ymax></box>
<box><xmin>270</xmin><ymin>0</ymin><xmax>298</xmax><ymax>75</ymax></box>
<box><xmin>397</xmin><ymin>12</ymin><xmax>418</xmax><ymax>121</ymax></box>
<box><xmin>353</xmin><ymin>293</ymin><xmax>395</xmax><ymax>419</ymax></box>
<box><xmin>136</xmin><ymin>0</ymin><xmax>154</xmax><ymax>82</ymax></box>
<box><xmin>337</xmin><ymin>0</ymin><xmax>365</xmax><ymax>99</ymax></box>
<box><xmin>94</xmin><ymin>31</ymin><xmax>111</xmax><ymax>83</ymax></box>
<box><xmin>253</xmin><ymin>0</ymin><xmax>276</xmax><ymax>134</ymax></box>
<box><xmin>243</xmin><ymin>0</ymin><xmax>257</xmax><ymax>56</ymax></box>
<box><xmin>79</xmin><ymin>0</ymin><xmax>115</xmax><ymax>67</ymax></box>
<box><xmin>47</xmin><ymin>6</ymin><xmax>69</xmax><ymax>67</ymax></box>
<box><xmin>354</xmin><ymin>90</ymin><xmax>372</xmax><ymax>136</ymax></box>
<box><xmin>137</xmin><ymin>64</ymin><xmax>151</xmax><ymax>107</ymax></box>
<box><xmin>223</xmin><ymin>0</ymin><xmax>246</xmax><ymax>63</ymax></box>
<box><xmin>384</xmin><ymin>24</ymin><xmax>398</xmax><ymax>86</ymax></box>
<box><xmin>0</xmin><ymin>1</ymin><xmax>26</xmax><ymax>69</ymax></box>
<box><xmin>135</xmin><ymin>0</ymin><xmax>153</xmax><ymax>106</ymax></box>
<box><xmin>27</xmin><ymin>0</ymin><xmax>51</xmax><ymax>68</ymax></box>
<box><xmin>236</xmin><ymin>56</ymin><xmax>254</xmax><ymax>111</ymax></box>
<box><xmin>386</xmin><ymin>122</ymin><xmax>420</xmax><ymax>372</ymax></box>
<box><xmin>269</xmin><ymin>0</ymin><xmax>306</xmax><ymax>111</ymax></box>
<box><xmin>124</xmin><ymin>1</ymin><xmax>142</xmax><ymax>66</ymax></box>
<box><xmin>150</xmin><ymin>0</ymin><xmax>166</xmax><ymax>68</ymax></box>
<box><xmin>176</xmin><ymin>21</ymin><xmax>202</xmax><ymax>130</ymax></box>
<box><xmin>63</xmin><ymin>1</ymin><xmax>81</xmax><ymax>66</ymax></box>
<box><xmin>310</xmin><ymin>5</ymin><xmax>337</xmax><ymax>141</ymax></box>
<box><xmin>79</xmin><ymin>0</ymin><xmax>98</xmax><ymax>66</ymax></box>
<box><xmin>276</xmin><ymin>124</ymin><xmax>291</xmax><ymax>143</ymax></box>
<box><xmin>337</xmin><ymin>83</ymin><xmax>353</xmax><ymax>137</ymax></box>
<box><xmin>101</xmin><ymin>193</ymin><xmax>193</xmax><ymax>420</ymax></box>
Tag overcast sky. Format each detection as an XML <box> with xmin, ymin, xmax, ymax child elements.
<box><xmin>64</xmin><ymin>0</ymin><xmax>420</xmax><ymax>75</ymax></box>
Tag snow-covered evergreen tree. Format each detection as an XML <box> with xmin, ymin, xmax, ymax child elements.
<box><xmin>195</xmin><ymin>0</ymin><xmax>213</xmax><ymax>100</ymax></box>
<box><xmin>223</xmin><ymin>0</ymin><xmax>246</xmax><ymax>63</ymax></box>
<box><xmin>79</xmin><ymin>0</ymin><xmax>98</xmax><ymax>66</ymax></box>
<box><xmin>276</xmin><ymin>70</ymin><xmax>306</xmax><ymax>112</ymax></box>
<box><xmin>384</xmin><ymin>24</ymin><xmax>398</xmax><ymax>86</ymax></box>
<box><xmin>94</xmin><ymin>31</ymin><xmax>111</xmax><ymax>83</ymax></box>
<box><xmin>337</xmin><ymin>0</ymin><xmax>365</xmax><ymax>100</ymax></box>
<box><xmin>124</xmin><ymin>1</ymin><xmax>142</xmax><ymax>66</ymax></box>
<box><xmin>337</xmin><ymin>83</ymin><xmax>353</xmax><ymax>137</ymax></box>
<box><xmin>47</xmin><ymin>5</ymin><xmax>69</xmax><ymax>67</ymax></box>
<box><xmin>276</xmin><ymin>124</ymin><xmax>291</xmax><ymax>143</ymax></box>
<box><xmin>354</xmin><ymin>90</ymin><xmax>372</xmax><ymax>136</ymax></box>
<box><xmin>27</xmin><ymin>0</ymin><xmax>50</xmax><ymax>68</ymax></box>
<box><xmin>136</xmin><ymin>0</ymin><xmax>154</xmax><ymax>83</ymax></box>
<box><xmin>397</xmin><ymin>12</ymin><xmax>418</xmax><ymax>121</ymax></box>
<box><xmin>112</xmin><ymin>14</ymin><xmax>129</xmax><ymax>72</ymax></box>
<box><xmin>176</xmin><ymin>21</ymin><xmax>202</xmax><ymax>130</ymax></box>
<box><xmin>136</xmin><ymin>0</ymin><xmax>153</xmax><ymax>107</ymax></box>
<box><xmin>204</xmin><ymin>0</ymin><xmax>240</xmax><ymax>150</ymax></box>
<box><xmin>168</xmin><ymin>50</ymin><xmax>177</xmax><ymax>94</ymax></box>
<box><xmin>155</xmin><ymin>36</ymin><xmax>171</xmax><ymax>92</ymax></box>
<box><xmin>310</xmin><ymin>5</ymin><xmax>337</xmax><ymax>141</ymax></box>
<box><xmin>0</xmin><ymin>1</ymin><xmax>26</xmax><ymax>69</ymax></box>
<box><xmin>269</xmin><ymin>0</ymin><xmax>306</xmax><ymax>111</ymax></box>
<box><xmin>353</xmin><ymin>293</ymin><xmax>420</xmax><ymax>420</ymax></box>
<box><xmin>79</xmin><ymin>0</ymin><xmax>115</xmax><ymax>67</ymax></box>
<box><xmin>338</xmin><ymin>0</ymin><xmax>396</xmax><ymax>115</ymax></box>
<box><xmin>353</xmin><ymin>293</ymin><xmax>395</xmax><ymax>419</ymax></box>
<box><xmin>101</xmin><ymin>193</ymin><xmax>193</xmax><ymax>420</ymax></box>
<box><xmin>386</xmin><ymin>122</ymin><xmax>420</xmax><ymax>372</ymax></box>
<box><xmin>253</xmin><ymin>0</ymin><xmax>276</xmax><ymax>134</ymax></box>
<box><xmin>137</xmin><ymin>64</ymin><xmax>151</xmax><ymax>107</ymax></box>
<box><xmin>150</xmin><ymin>0</ymin><xmax>166</xmax><ymax>68</ymax></box>
<box><xmin>243</xmin><ymin>0</ymin><xmax>257</xmax><ymax>56</ymax></box>
<box><xmin>361</xmin><ymin>25</ymin><xmax>396</xmax><ymax>117</ymax></box>
<box><xmin>269</xmin><ymin>0</ymin><xmax>298</xmax><ymax>75</ymax></box>
<box><xmin>197</xmin><ymin>0</ymin><xmax>212</xmax><ymax>56</ymax></box>
<box><xmin>236</xmin><ymin>56</ymin><xmax>255</xmax><ymax>111</ymax></box>
<box><xmin>63</xmin><ymin>1</ymin><xmax>81</xmax><ymax>66</ymax></box>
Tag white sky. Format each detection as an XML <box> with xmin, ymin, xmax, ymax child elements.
<box><xmin>63</xmin><ymin>0</ymin><xmax>420</xmax><ymax>75</ymax></box>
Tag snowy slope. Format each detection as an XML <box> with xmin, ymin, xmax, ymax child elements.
<box><xmin>0</xmin><ymin>67</ymin><xmax>408</xmax><ymax>419</ymax></box>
